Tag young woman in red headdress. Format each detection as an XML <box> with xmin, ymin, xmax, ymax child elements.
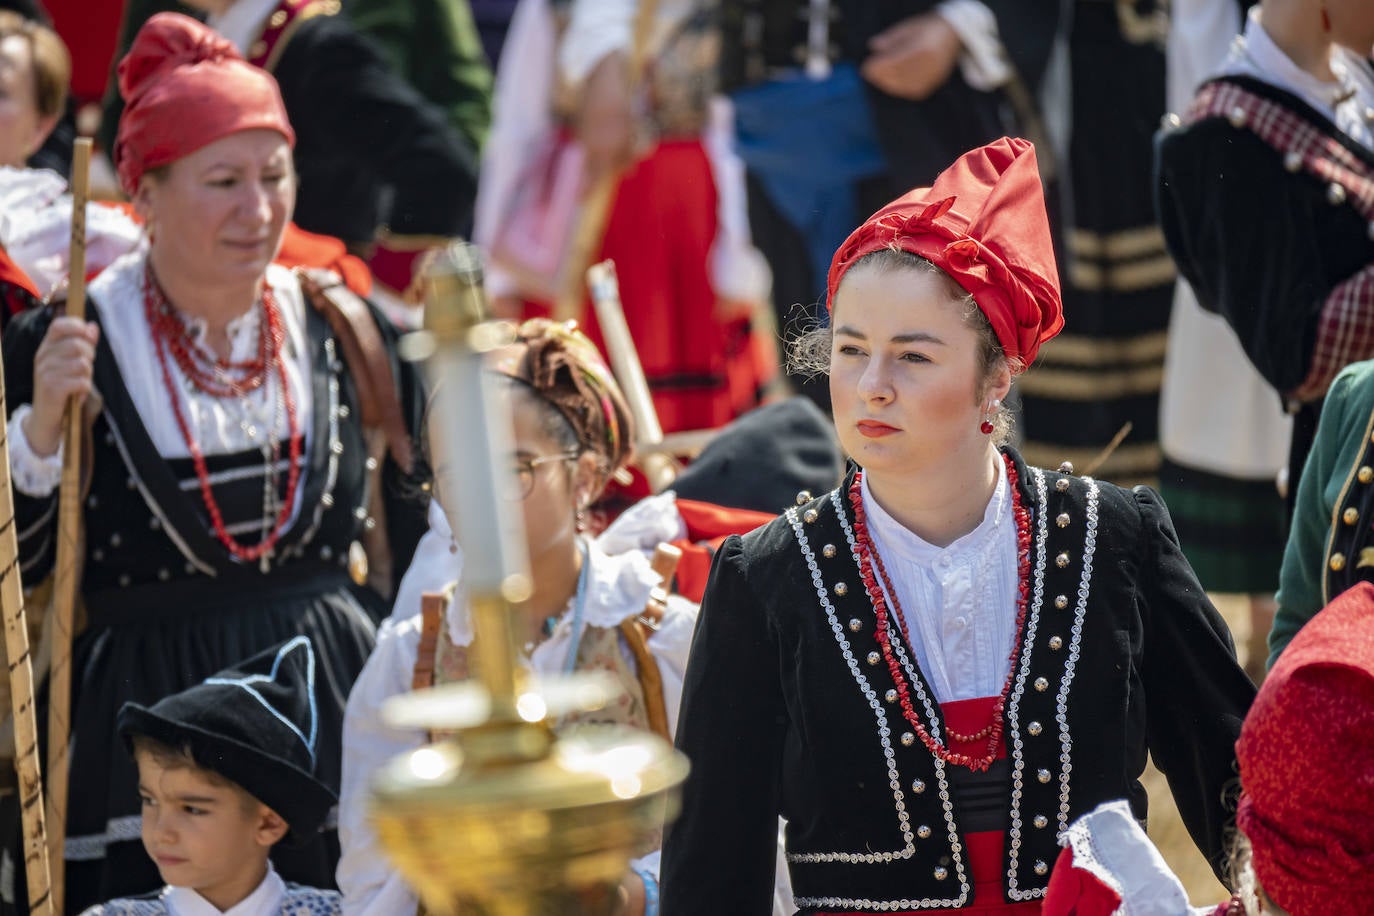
<box><xmin>659</xmin><ymin>138</ymin><xmax>1257</xmax><ymax>914</ymax></box>
<box><xmin>0</xmin><ymin>13</ymin><xmax>428</xmax><ymax>912</ymax></box>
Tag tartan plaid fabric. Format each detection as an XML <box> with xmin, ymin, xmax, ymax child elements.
<box><xmin>1291</xmin><ymin>266</ymin><xmax>1374</xmax><ymax>401</ymax></box>
<box><xmin>1185</xmin><ymin>80</ymin><xmax>1374</xmax><ymax>401</ymax></box>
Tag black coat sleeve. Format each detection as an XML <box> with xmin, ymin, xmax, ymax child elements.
<box><xmin>275</xmin><ymin>15</ymin><xmax>479</xmax><ymax>240</ymax></box>
<box><xmin>1155</xmin><ymin>120</ymin><xmax>1350</xmax><ymax>393</ymax></box>
<box><xmin>661</xmin><ymin>535</ymin><xmax>785</xmax><ymax>916</ymax></box>
<box><xmin>3</xmin><ymin>304</ymin><xmax>61</xmax><ymax>582</ymax></box>
<box><xmin>1134</xmin><ymin>487</ymin><xmax>1255</xmax><ymax>883</ymax></box>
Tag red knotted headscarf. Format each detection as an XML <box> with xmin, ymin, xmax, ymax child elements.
<box><xmin>1235</xmin><ymin>580</ymin><xmax>1374</xmax><ymax>914</ymax></box>
<box><xmin>826</xmin><ymin>137</ymin><xmax>1063</xmax><ymax>368</ymax></box>
<box><xmin>113</xmin><ymin>13</ymin><xmax>295</xmax><ymax>196</ymax></box>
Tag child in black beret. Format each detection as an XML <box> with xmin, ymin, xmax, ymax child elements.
<box><xmin>82</xmin><ymin>637</ymin><xmax>341</xmax><ymax>915</ymax></box>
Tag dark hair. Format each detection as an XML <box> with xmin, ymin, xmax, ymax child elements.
<box><xmin>130</xmin><ymin>734</ymin><xmax>260</xmax><ymax>813</ymax></box>
<box><xmin>0</xmin><ymin>11</ymin><xmax>70</xmax><ymax>120</ymax></box>
<box><xmin>787</xmin><ymin>248</ymin><xmax>1020</xmax><ymax>443</ymax></box>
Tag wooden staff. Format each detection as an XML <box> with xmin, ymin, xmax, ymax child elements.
<box><xmin>586</xmin><ymin>260</ymin><xmax>678</xmax><ymax>491</ymax></box>
<box><xmin>45</xmin><ymin>137</ymin><xmax>93</xmax><ymax>910</ymax></box>
<box><xmin>0</xmin><ymin>338</ymin><xmax>54</xmax><ymax>916</ymax></box>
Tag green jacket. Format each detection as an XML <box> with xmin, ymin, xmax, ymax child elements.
<box><xmin>343</xmin><ymin>0</ymin><xmax>493</xmax><ymax>151</ymax></box>
<box><xmin>1274</xmin><ymin>359</ymin><xmax>1374</xmax><ymax>665</ymax></box>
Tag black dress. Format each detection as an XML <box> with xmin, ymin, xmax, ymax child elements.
<box><xmin>661</xmin><ymin>451</ymin><xmax>1255</xmax><ymax>913</ymax></box>
<box><xmin>0</xmin><ymin>255</ymin><xmax>427</xmax><ymax>913</ymax></box>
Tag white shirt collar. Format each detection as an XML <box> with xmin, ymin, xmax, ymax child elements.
<box><xmin>208</xmin><ymin>0</ymin><xmax>282</xmax><ymax>56</ymax></box>
<box><xmin>165</xmin><ymin>862</ymin><xmax>285</xmax><ymax>916</ymax></box>
<box><xmin>860</xmin><ymin>454</ymin><xmax>1009</xmax><ymax>567</ymax></box>
<box><xmin>1224</xmin><ymin>6</ymin><xmax>1374</xmax><ymax>148</ymax></box>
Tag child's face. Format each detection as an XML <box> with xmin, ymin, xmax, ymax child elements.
<box><xmin>135</xmin><ymin>750</ymin><xmax>283</xmax><ymax>909</ymax></box>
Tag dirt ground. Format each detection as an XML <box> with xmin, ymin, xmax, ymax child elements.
<box><xmin>1140</xmin><ymin>593</ymin><xmax>1252</xmax><ymax>905</ymax></box>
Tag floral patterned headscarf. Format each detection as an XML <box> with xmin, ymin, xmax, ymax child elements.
<box><xmin>488</xmin><ymin>318</ymin><xmax>635</xmax><ymax>479</ymax></box>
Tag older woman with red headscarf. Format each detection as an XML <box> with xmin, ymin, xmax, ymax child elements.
<box><xmin>660</xmin><ymin>138</ymin><xmax>1257</xmax><ymax>915</ymax></box>
<box><xmin>0</xmin><ymin>13</ymin><xmax>427</xmax><ymax>910</ymax></box>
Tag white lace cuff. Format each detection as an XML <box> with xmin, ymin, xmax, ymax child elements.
<box><xmin>1057</xmin><ymin>800</ymin><xmax>1197</xmax><ymax>915</ymax></box>
<box><xmin>8</xmin><ymin>405</ymin><xmax>63</xmax><ymax>497</ymax></box>
<box><xmin>936</xmin><ymin>0</ymin><xmax>1013</xmax><ymax>92</ymax></box>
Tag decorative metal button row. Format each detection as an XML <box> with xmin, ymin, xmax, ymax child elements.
<box><xmin>1334</xmin><ymin>463</ymin><xmax>1374</xmax><ymax>571</ymax></box>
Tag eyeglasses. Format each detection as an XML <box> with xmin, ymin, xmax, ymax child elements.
<box><xmin>509</xmin><ymin>451</ymin><xmax>580</xmax><ymax>500</ymax></box>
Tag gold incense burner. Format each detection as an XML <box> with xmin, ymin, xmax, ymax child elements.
<box><xmin>368</xmin><ymin>244</ymin><xmax>688</xmax><ymax>916</ymax></box>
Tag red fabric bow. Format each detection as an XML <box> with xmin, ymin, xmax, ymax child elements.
<box><xmin>826</xmin><ymin>137</ymin><xmax>1063</xmax><ymax>368</ymax></box>
<box><xmin>114</xmin><ymin>13</ymin><xmax>295</xmax><ymax>195</ymax></box>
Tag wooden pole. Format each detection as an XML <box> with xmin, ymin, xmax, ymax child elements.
<box><xmin>45</xmin><ymin>137</ymin><xmax>93</xmax><ymax>910</ymax></box>
<box><xmin>0</xmin><ymin>349</ymin><xmax>54</xmax><ymax>916</ymax></box>
<box><xmin>586</xmin><ymin>260</ymin><xmax>677</xmax><ymax>491</ymax></box>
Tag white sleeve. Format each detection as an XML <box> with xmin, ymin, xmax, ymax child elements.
<box><xmin>704</xmin><ymin>96</ymin><xmax>772</xmax><ymax>306</ymax></box>
<box><xmin>338</xmin><ymin>622</ymin><xmax>428</xmax><ymax>916</ymax></box>
<box><xmin>1054</xmin><ymin>800</ymin><xmax>1196</xmax><ymax>913</ymax></box>
<box><xmin>1166</xmin><ymin>0</ymin><xmax>1244</xmax><ymax>112</ymax></box>
<box><xmin>773</xmin><ymin>818</ymin><xmax>795</xmax><ymax>916</ymax></box>
<box><xmin>935</xmin><ymin>0</ymin><xmax>1012</xmax><ymax>92</ymax></box>
<box><xmin>3</xmin><ymin>197</ymin><xmax>141</xmax><ymax>298</ymax></box>
<box><xmin>646</xmin><ymin>594</ymin><xmax>697</xmax><ymax>740</ymax></box>
<box><xmin>381</xmin><ymin>499</ymin><xmax>462</xmax><ymax>628</ymax></box>
<box><xmin>473</xmin><ymin>0</ymin><xmax>558</xmax><ymax>299</ymax></box>
<box><xmin>593</xmin><ymin>491</ymin><xmax>686</xmax><ymax>556</ymax></box>
<box><xmin>7</xmin><ymin>405</ymin><xmax>63</xmax><ymax>498</ymax></box>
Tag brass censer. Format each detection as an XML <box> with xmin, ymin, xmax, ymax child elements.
<box><xmin>368</xmin><ymin>243</ymin><xmax>689</xmax><ymax>916</ymax></box>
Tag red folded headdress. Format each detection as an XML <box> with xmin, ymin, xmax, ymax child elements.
<box><xmin>113</xmin><ymin>13</ymin><xmax>295</xmax><ymax>195</ymax></box>
<box><xmin>826</xmin><ymin>137</ymin><xmax>1063</xmax><ymax>368</ymax></box>
<box><xmin>1235</xmin><ymin>581</ymin><xmax>1374</xmax><ymax>914</ymax></box>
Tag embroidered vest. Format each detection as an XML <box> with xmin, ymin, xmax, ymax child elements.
<box><xmin>410</xmin><ymin>545</ymin><xmax>682</xmax><ymax>742</ymax></box>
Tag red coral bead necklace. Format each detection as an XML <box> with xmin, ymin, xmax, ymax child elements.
<box><xmin>144</xmin><ymin>265</ymin><xmax>303</xmax><ymax>568</ymax></box>
<box><xmin>847</xmin><ymin>453</ymin><xmax>1032</xmax><ymax>773</ymax></box>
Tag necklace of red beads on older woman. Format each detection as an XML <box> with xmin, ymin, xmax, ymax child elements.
<box><xmin>848</xmin><ymin>453</ymin><xmax>1032</xmax><ymax>773</ymax></box>
<box><xmin>144</xmin><ymin>266</ymin><xmax>303</xmax><ymax>568</ymax></box>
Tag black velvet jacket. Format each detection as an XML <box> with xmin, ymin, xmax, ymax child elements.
<box><xmin>661</xmin><ymin>451</ymin><xmax>1255</xmax><ymax>913</ymax></box>
<box><xmin>272</xmin><ymin>10</ymin><xmax>479</xmax><ymax>244</ymax></box>
<box><xmin>1155</xmin><ymin>76</ymin><xmax>1374</xmax><ymax>398</ymax></box>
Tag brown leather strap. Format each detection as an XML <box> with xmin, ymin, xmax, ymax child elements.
<box><xmin>615</xmin><ymin>542</ymin><xmax>684</xmax><ymax>742</ymax></box>
<box><xmin>295</xmin><ymin>269</ymin><xmax>415</xmax><ymax>473</ymax></box>
<box><xmin>412</xmin><ymin>592</ymin><xmax>446</xmax><ymax>691</ymax></box>
<box><xmin>619</xmin><ymin>617</ymin><xmax>670</xmax><ymax>742</ymax></box>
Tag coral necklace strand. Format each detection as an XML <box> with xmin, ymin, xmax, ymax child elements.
<box><xmin>848</xmin><ymin>454</ymin><xmax>1032</xmax><ymax>773</ymax></box>
<box><xmin>145</xmin><ymin>268</ymin><xmax>303</xmax><ymax>564</ymax></box>
<box><xmin>144</xmin><ymin>269</ymin><xmax>273</xmax><ymax>397</ymax></box>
